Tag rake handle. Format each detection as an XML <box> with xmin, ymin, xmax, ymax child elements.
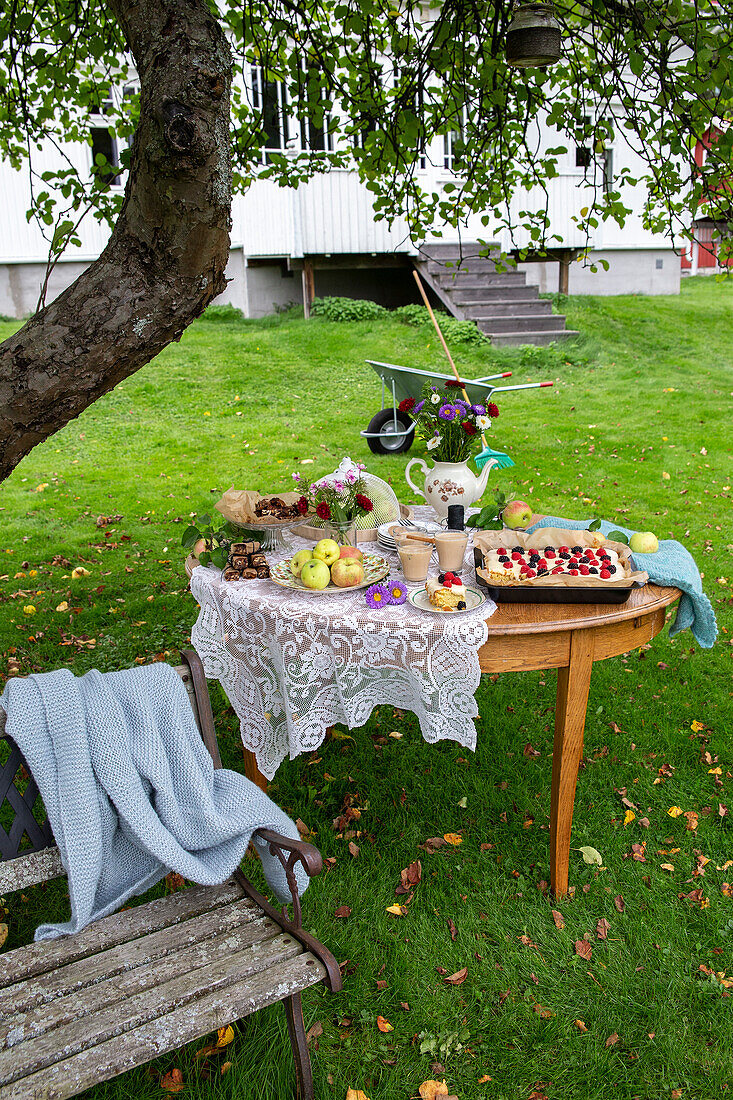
<box><xmin>412</xmin><ymin>269</ymin><xmax>490</xmax><ymax>450</ymax></box>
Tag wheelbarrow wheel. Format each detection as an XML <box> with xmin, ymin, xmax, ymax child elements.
<box><xmin>365</xmin><ymin>409</ymin><xmax>415</xmax><ymax>455</ymax></box>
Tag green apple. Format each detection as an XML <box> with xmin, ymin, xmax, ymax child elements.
<box><xmin>502</xmin><ymin>500</ymin><xmax>533</xmax><ymax>529</ymax></box>
<box><xmin>300</xmin><ymin>558</ymin><xmax>331</xmax><ymax>589</ymax></box>
<box><xmin>290</xmin><ymin>549</ymin><xmax>313</xmax><ymax>577</ymax></box>
<box><xmin>312</xmin><ymin>538</ymin><xmax>340</xmax><ymax>567</ymax></box>
<box><xmin>629</xmin><ymin>531</ymin><xmax>659</xmax><ymax>554</ymax></box>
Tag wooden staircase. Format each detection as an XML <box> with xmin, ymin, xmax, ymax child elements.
<box><xmin>415</xmin><ymin>243</ymin><xmax>579</xmax><ymax>346</ymax></box>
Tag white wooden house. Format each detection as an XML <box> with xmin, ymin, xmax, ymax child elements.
<box><xmin>0</xmin><ymin>67</ymin><xmax>682</xmax><ymax>343</ymax></box>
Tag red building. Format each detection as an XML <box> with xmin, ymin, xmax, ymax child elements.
<box><xmin>681</xmin><ymin>122</ymin><xmax>733</xmax><ymax>273</ymax></box>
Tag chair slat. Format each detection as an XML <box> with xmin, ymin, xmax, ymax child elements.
<box><xmin>1</xmin><ymin>914</ymin><xmax>279</xmax><ymax>1049</ymax></box>
<box><xmin>0</xmin><ymin>845</ymin><xmax>64</xmax><ymax>895</ymax></box>
<box><xmin>0</xmin><ymin>880</ymin><xmax>245</xmax><ymax>987</ymax></box>
<box><xmin>0</xmin><ymin>895</ymin><xmax>263</xmax><ymax>1019</ymax></box>
<box><xmin>2</xmin><ymin>953</ymin><xmax>325</xmax><ymax>1100</ymax></box>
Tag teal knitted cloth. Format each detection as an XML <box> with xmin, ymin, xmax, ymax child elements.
<box><xmin>526</xmin><ymin>516</ymin><xmax>717</xmax><ymax>649</ymax></box>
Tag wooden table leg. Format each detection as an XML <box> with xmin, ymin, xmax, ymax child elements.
<box><xmin>550</xmin><ymin>628</ymin><xmax>594</xmax><ymax>897</ymax></box>
<box><xmin>243</xmin><ymin>747</ymin><xmax>268</xmax><ymax>792</ymax></box>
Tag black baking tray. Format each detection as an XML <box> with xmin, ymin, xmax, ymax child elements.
<box><xmin>473</xmin><ymin>548</ymin><xmax>634</xmax><ymax>605</ymax></box>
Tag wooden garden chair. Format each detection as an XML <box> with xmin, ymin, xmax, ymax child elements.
<box><xmin>0</xmin><ymin>650</ymin><xmax>341</xmax><ymax>1100</ymax></box>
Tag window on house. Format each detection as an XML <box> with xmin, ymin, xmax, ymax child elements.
<box><xmin>90</xmin><ymin>126</ymin><xmax>122</xmax><ymax>186</ymax></box>
<box><xmin>251</xmin><ymin>65</ymin><xmax>291</xmax><ymax>160</ymax></box>
<box><xmin>602</xmin><ymin>146</ymin><xmax>614</xmax><ymax>194</ymax></box>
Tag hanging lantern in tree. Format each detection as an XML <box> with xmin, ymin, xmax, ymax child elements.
<box><xmin>506</xmin><ymin>3</ymin><xmax>562</xmax><ymax>68</ymax></box>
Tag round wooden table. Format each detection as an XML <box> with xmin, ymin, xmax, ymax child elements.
<box><xmin>477</xmin><ymin>583</ymin><xmax>681</xmax><ymax>897</ymax></box>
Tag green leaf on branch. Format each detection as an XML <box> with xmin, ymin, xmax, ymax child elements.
<box><xmin>181</xmin><ymin>525</ymin><xmax>200</xmax><ymax>549</ymax></box>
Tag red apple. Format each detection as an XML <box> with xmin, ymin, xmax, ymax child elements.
<box><xmin>330</xmin><ymin>558</ymin><xmax>365</xmax><ymax>588</ymax></box>
<box><xmin>502</xmin><ymin>500</ymin><xmax>533</xmax><ymax>529</ymax></box>
<box><xmin>339</xmin><ymin>545</ymin><xmax>364</xmax><ymax>562</ymax></box>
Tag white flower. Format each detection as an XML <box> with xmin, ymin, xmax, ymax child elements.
<box><xmin>427</xmin><ymin>434</ymin><xmax>441</xmax><ymax>451</ymax></box>
<box><xmin>430</xmin><ymin>393</ymin><xmax>440</xmax><ymax>404</ymax></box>
<box><xmin>476</xmin><ymin>415</ymin><xmax>491</xmax><ymax>431</ymax></box>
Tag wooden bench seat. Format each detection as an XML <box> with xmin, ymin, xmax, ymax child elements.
<box><xmin>0</xmin><ymin>652</ymin><xmax>341</xmax><ymax>1099</ymax></box>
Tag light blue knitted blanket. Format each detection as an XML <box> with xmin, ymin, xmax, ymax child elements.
<box><xmin>527</xmin><ymin>516</ymin><xmax>717</xmax><ymax>649</ymax></box>
<box><xmin>1</xmin><ymin>663</ymin><xmax>308</xmax><ymax>940</ymax></box>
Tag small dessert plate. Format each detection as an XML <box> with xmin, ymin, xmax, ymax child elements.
<box><xmin>408</xmin><ymin>587</ymin><xmax>487</xmax><ymax>614</ymax></box>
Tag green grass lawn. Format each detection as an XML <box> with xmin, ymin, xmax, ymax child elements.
<box><xmin>1</xmin><ymin>276</ymin><xmax>732</xmax><ymax>1100</ymax></box>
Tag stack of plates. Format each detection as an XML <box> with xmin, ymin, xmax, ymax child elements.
<box><xmin>377</xmin><ymin>519</ymin><xmax>443</xmax><ymax>553</ymax></box>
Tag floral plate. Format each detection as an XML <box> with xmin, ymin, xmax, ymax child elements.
<box><xmin>270</xmin><ymin>552</ymin><xmax>390</xmax><ymax>594</ymax></box>
<box><xmin>408</xmin><ymin>587</ymin><xmax>486</xmax><ymax>614</ymax></box>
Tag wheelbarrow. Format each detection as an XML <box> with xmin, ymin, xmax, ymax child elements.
<box><xmin>360</xmin><ymin>360</ymin><xmax>553</xmax><ymax>455</ymax></box>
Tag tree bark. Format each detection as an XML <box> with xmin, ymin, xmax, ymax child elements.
<box><xmin>0</xmin><ymin>0</ymin><xmax>232</xmax><ymax>483</ymax></box>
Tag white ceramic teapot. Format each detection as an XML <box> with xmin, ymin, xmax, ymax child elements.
<box><xmin>404</xmin><ymin>457</ymin><xmax>497</xmax><ymax>519</ymax></box>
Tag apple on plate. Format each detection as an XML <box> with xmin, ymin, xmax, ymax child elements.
<box><xmin>331</xmin><ymin>558</ymin><xmax>365</xmax><ymax>588</ymax></box>
<box><xmin>502</xmin><ymin>500</ymin><xmax>533</xmax><ymax>529</ymax></box>
<box><xmin>629</xmin><ymin>531</ymin><xmax>659</xmax><ymax>554</ymax></box>
<box><xmin>339</xmin><ymin>545</ymin><xmax>364</xmax><ymax>563</ymax></box>
<box><xmin>290</xmin><ymin>549</ymin><xmax>313</xmax><ymax>577</ymax></box>
<box><xmin>312</xmin><ymin>538</ymin><xmax>340</xmax><ymax>567</ymax></box>
<box><xmin>300</xmin><ymin>559</ymin><xmax>331</xmax><ymax>589</ymax></box>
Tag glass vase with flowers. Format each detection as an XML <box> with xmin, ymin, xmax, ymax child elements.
<box><xmin>292</xmin><ymin>457</ymin><xmax>374</xmax><ymax>545</ymax></box>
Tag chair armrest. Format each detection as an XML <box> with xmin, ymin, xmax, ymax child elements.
<box><xmin>253</xmin><ymin>827</ymin><xmax>323</xmax><ymax>879</ymax></box>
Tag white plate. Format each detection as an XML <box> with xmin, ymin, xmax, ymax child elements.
<box><xmin>408</xmin><ymin>586</ymin><xmax>487</xmax><ymax>614</ymax></box>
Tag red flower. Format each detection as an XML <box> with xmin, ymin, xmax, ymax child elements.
<box><xmin>355</xmin><ymin>493</ymin><xmax>373</xmax><ymax>513</ymax></box>
<box><xmin>461</xmin><ymin>420</ymin><xmax>477</xmax><ymax>435</ymax></box>
<box><xmin>445</xmin><ymin>379</ymin><xmax>464</xmax><ymax>388</ymax></box>
<box><xmin>297</xmin><ymin>496</ymin><xmax>309</xmax><ymax>515</ymax></box>
<box><xmin>316</xmin><ymin>501</ymin><xmax>331</xmax><ymax>521</ymax></box>
<box><xmin>488</xmin><ymin>402</ymin><xmax>499</xmax><ymax>418</ymax></box>
<box><xmin>398</xmin><ymin>397</ymin><xmax>416</xmax><ymax>412</ymax></box>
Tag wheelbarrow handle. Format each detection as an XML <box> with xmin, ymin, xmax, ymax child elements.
<box><xmin>490</xmin><ymin>381</ymin><xmax>554</xmax><ymax>393</ymax></box>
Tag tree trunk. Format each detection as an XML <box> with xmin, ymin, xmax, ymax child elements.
<box><xmin>0</xmin><ymin>0</ymin><xmax>232</xmax><ymax>483</ymax></box>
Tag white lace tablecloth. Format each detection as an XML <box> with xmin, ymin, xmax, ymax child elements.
<box><xmin>190</xmin><ymin>508</ymin><xmax>496</xmax><ymax>779</ymax></box>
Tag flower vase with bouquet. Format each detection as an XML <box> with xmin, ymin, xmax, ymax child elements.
<box><xmin>402</xmin><ymin>380</ymin><xmax>501</xmax><ymax>519</ymax></box>
<box><xmin>292</xmin><ymin>457</ymin><xmax>374</xmax><ymax>546</ymax></box>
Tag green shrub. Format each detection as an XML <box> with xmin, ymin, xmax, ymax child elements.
<box><xmin>310</xmin><ymin>296</ymin><xmax>387</xmax><ymax>322</ymax></box>
<box><xmin>392</xmin><ymin>303</ymin><xmax>432</xmax><ymax>326</ymax></box>
<box><xmin>440</xmin><ymin>317</ymin><xmax>489</xmax><ymax>346</ymax></box>
<box><xmin>202</xmin><ymin>303</ymin><xmax>246</xmax><ymax>323</ymax></box>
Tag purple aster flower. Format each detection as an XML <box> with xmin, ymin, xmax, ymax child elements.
<box><xmin>365</xmin><ymin>583</ymin><xmax>390</xmax><ymax>609</ymax></box>
<box><xmin>471</xmin><ymin>404</ymin><xmax>486</xmax><ymax>415</ymax></box>
<box><xmin>438</xmin><ymin>404</ymin><xmax>457</xmax><ymax>421</ymax></box>
<box><xmin>413</xmin><ymin>399</ymin><xmax>425</xmax><ymax>414</ymax></box>
<box><xmin>386</xmin><ymin>580</ymin><xmax>407</xmax><ymax>605</ymax></box>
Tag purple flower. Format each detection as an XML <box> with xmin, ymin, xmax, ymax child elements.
<box><xmin>413</xmin><ymin>399</ymin><xmax>425</xmax><ymax>414</ymax></box>
<box><xmin>471</xmin><ymin>404</ymin><xmax>486</xmax><ymax>415</ymax></box>
<box><xmin>365</xmin><ymin>583</ymin><xmax>390</xmax><ymax>609</ymax></box>
<box><xmin>333</xmin><ymin>480</ymin><xmax>345</xmax><ymax>492</ymax></box>
<box><xmin>438</xmin><ymin>404</ymin><xmax>458</xmax><ymax>421</ymax></box>
<box><xmin>292</xmin><ymin>471</ymin><xmax>302</xmax><ymax>481</ymax></box>
<box><xmin>386</xmin><ymin>580</ymin><xmax>407</xmax><ymax>605</ymax></box>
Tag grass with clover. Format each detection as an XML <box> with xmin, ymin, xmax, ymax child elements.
<box><xmin>1</xmin><ymin>275</ymin><xmax>732</xmax><ymax>1100</ymax></box>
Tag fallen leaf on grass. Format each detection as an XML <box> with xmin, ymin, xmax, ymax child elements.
<box><xmin>631</xmin><ymin>843</ymin><xmax>647</xmax><ymax>862</ymax></box>
<box><xmin>534</xmin><ymin>1004</ymin><xmax>554</xmax><ymax>1018</ymax></box>
<box><xmin>519</xmin><ymin>934</ymin><xmax>539</xmax><ymax>948</ymax></box>
<box><xmin>596</xmin><ymin>918</ymin><xmax>610</xmax><ymax>940</ymax></box>
<box><xmin>305</xmin><ymin>1021</ymin><xmax>323</xmax><ymax>1045</ymax></box>
<box><xmin>444</xmin><ymin>967</ymin><xmax>468</xmax><ymax>985</ymax></box>
<box><xmin>614</xmin><ymin>894</ymin><xmax>625</xmax><ymax>913</ymax></box>
<box><xmin>478</xmin><ymin>1075</ymin><xmax>492</xmax><ymax>1083</ymax></box>
<box><xmin>220</xmin><ymin>1062</ymin><xmax>232</xmax><ymax>1076</ymax></box>
<box><xmin>443</xmin><ymin>833</ymin><xmax>463</xmax><ymax>846</ymax></box>
<box><xmin>578</xmin><ymin>846</ymin><xmax>603</xmax><ymax>865</ymax></box>
<box><xmin>334</xmin><ymin>905</ymin><xmax>351</xmax><ymax>919</ymax></box>
<box><xmin>348</xmin><ymin>841</ymin><xmax>360</xmax><ymax>858</ymax></box>
<box><xmin>160</xmin><ymin>1069</ymin><xmax>185</xmax><ymax>1093</ymax></box>
<box><xmin>215</xmin><ymin>1026</ymin><xmax>234</xmax><ymax>1048</ymax></box>
<box><xmin>386</xmin><ymin>904</ymin><xmax>407</xmax><ymax>916</ymax></box>
<box><xmin>575</xmin><ymin>939</ymin><xmax>592</xmax><ymax>960</ymax></box>
<box><xmin>708</xmin><ymin>767</ymin><xmax>723</xmax><ymax>775</ymax></box>
<box><xmin>605</xmin><ymin>1032</ymin><xmax>620</xmax><ymax>1048</ymax></box>
<box><xmin>690</xmin><ymin>720</ymin><xmax>705</xmax><ymax>733</ymax></box>
<box><xmin>668</xmin><ymin>806</ymin><xmax>684</xmax><ymax>818</ymax></box>
<box><xmin>398</xmin><ymin>860</ymin><xmax>422</xmax><ymax>890</ymax></box>
<box><xmin>419</xmin><ymin>837</ymin><xmax>446</xmax><ymax>852</ymax></box>
<box><xmin>55</xmin><ymin>601</ymin><xmax>68</xmax><ymax>612</ymax></box>
<box><xmin>684</xmin><ymin>811</ymin><xmax>699</xmax><ymax>831</ymax></box>
<box><xmin>671</xmin><ymin>1090</ymin><xmax>683</xmax><ymax>1099</ymax></box>
<box><xmin>346</xmin><ymin>1090</ymin><xmax>370</xmax><ymax>1100</ymax></box>
<box><xmin>623</xmin><ymin>810</ymin><xmax>636</xmax><ymax>826</ymax></box>
<box><xmin>574</xmin><ymin>1019</ymin><xmax>588</xmax><ymax>1032</ymax></box>
<box><xmin>418</xmin><ymin>1080</ymin><xmax>449</xmax><ymax>1098</ymax></box>
<box><xmin>722</xmin><ymin>883</ymin><xmax>733</xmax><ymax>898</ymax></box>
<box><xmin>660</xmin><ymin>863</ymin><xmax>676</xmax><ymax>872</ymax></box>
<box><xmin>447</xmin><ymin>918</ymin><xmax>457</xmax><ymax>941</ymax></box>
<box><xmin>551</xmin><ymin>909</ymin><xmax>565</xmax><ymax>930</ymax></box>
<box><xmin>527</xmin><ymin>1084</ymin><xmax>552</xmax><ymax>1100</ymax></box>
<box><xmin>376</xmin><ymin>1015</ymin><xmax>393</xmax><ymax>1032</ymax></box>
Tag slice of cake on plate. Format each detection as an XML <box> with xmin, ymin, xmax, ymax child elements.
<box><xmin>425</xmin><ymin>572</ymin><xmax>468</xmax><ymax>611</ymax></box>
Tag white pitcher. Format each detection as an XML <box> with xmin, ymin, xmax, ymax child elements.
<box><xmin>404</xmin><ymin>457</ymin><xmax>497</xmax><ymax>519</ymax></box>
